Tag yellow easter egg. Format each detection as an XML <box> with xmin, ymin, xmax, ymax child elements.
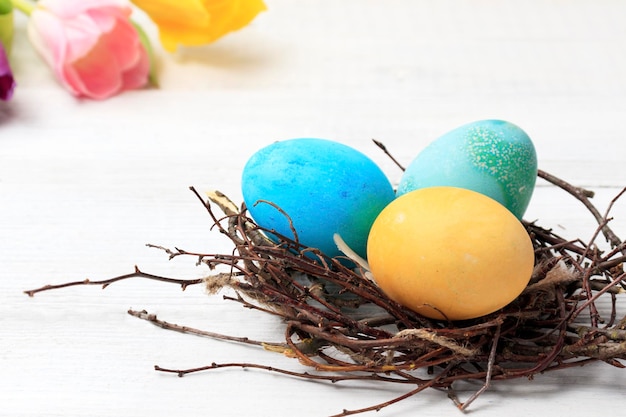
<box><xmin>366</xmin><ymin>186</ymin><xmax>534</xmax><ymax>321</ymax></box>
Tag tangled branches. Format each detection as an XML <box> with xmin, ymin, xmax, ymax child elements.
<box><xmin>25</xmin><ymin>174</ymin><xmax>626</xmax><ymax>415</ymax></box>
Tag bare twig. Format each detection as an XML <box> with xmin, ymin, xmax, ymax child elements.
<box><xmin>538</xmin><ymin>169</ymin><xmax>624</xmax><ymax>250</ymax></box>
<box><xmin>127</xmin><ymin>308</ymin><xmax>284</xmax><ymax>349</ymax></box>
<box><xmin>371</xmin><ymin>139</ymin><xmax>406</xmax><ymax>171</ymax></box>
<box><xmin>24</xmin><ymin>265</ymin><xmax>203</xmax><ymax>297</ymax></box>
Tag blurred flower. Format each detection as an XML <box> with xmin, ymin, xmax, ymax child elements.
<box><xmin>132</xmin><ymin>0</ymin><xmax>267</xmax><ymax>52</ymax></box>
<box><xmin>0</xmin><ymin>0</ymin><xmax>14</xmax><ymax>100</ymax></box>
<box><xmin>23</xmin><ymin>0</ymin><xmax>151</xmax><ymax>99</ymax></box>
<box><xmin>0</xmin><ymin>42</ymin><xmax>15</xmax><ymax>100</ymax></box>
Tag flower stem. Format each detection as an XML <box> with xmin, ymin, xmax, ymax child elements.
<box><xmin>11</xmin><ymin>0</ymin><xmax>35</xmax><ymax>16</ymax></box>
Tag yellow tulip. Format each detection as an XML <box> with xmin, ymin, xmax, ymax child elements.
<box><xmin>132</xmin><ymin>0</ymin><xmax>267</xmax><ymax>52</ymax></box>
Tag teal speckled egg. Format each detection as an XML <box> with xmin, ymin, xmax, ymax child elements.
<box><xmin>397</xmin><ymin>120</ymin><xmax>537</xmax><ymax>219</ymax></box>
<box><xmin>241</xmin><ymin>138</ymin><xmax>395</xmax><ymax>259</ymax></box>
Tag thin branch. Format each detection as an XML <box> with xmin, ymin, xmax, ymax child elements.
<box><xmin>537</xmin><ymin>169</ymin><xmax>623</xmax><ymax>249</ymax></box>
<box><xmin>24</xmin><ymin>266</ymin><xmax>203</xmax><ymax>297</ymax></box>
<box><xmin>371</xmin><ymin>139</ymin><xmax>406</xmax><ymax>171</ymax></box>
<box><xmin>127</xmin><ymin>309</ymin><xmax>284</xmax><ymax>349</ymax></box>
<box><xmin>459</xmin><ymin>322</ymin><xmax>501</xmax><ymax>410</ymax></box>
<box><xmin>331</xmin><ymin>363</ymin><xmax>457</xmax><ymax>417</ymax></box>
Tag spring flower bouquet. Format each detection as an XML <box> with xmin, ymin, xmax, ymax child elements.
<box><xmin>1</xmin><ymin>0</ymin><xmax>266</xmax><ymax>100</ymax></box>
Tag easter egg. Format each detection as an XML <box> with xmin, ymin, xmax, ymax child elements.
<box><xmin>241</xmin><ymin>138</ymin><xmax>395</xmax><ymax>259</ymax></box>
<box><xmin>397</xmin><ymin>120</ymin><xmax>537</xmax><ymax>219</ymax></box>
<box><xmin>367</xmin><ymin>186</ymin><xmax>534</xmax><ymax>321</ymax></box>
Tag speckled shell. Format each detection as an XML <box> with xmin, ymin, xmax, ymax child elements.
<box><xmin>397</xmin><ymin>120</ymin><xmax>537</xmax><ymax>219</ymax></box>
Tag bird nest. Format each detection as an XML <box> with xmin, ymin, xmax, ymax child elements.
<box><xmin>26</xmin><ymin>168</ymin><xmax>626</xmax><ymax>416</ymax></box>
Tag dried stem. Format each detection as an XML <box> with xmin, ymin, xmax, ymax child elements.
<box><xmin>127</xmin><ymin>308</ymin><xmax>284</xmax><ymax>349</ymax></box>
<box><xmin>24</xmin><ymin>265</ymin><xmax>203</xmax><ymax>297</ymax></box>
<box><xmin>537</xmin><ymin>169</ymin><xmax>625</xmax><ymax>252</ymax></box>
<box><xmin>371</xmin><ymin>139</ymin><xmax>406</xmax><ymax>171</ymax></box>
<box><xmin>458</xmin><ymin>322</ymin><xmax>501</xmax><ymax>410</ymax></box>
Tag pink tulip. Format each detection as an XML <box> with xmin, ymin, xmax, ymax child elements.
<box><xmin>27</xmin><ymin>0</ymin><xmax>150</xmax><ymax>100</ymax></box>
<box><xmin>0</xmin><ymin>42</ymin><xmax>15</xmax><ymax>100</ymax></box>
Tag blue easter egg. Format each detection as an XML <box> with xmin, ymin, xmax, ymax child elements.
<box><xmin>397</xmin><ymin>120</ymin><xmax>537</xmax><ymax>219</ymax></box>
<box><xmin>241</xmin><ymin>138</ymin><xmax>395</xmax><ymax>259</ymax></box>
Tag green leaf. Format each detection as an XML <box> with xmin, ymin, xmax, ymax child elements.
<box><xmin>0</xmin><ymin>0</ymin><xmax>13</xmax><ymax>55</ymax></box>
<box><xmin>0</xmin><ymin>0</ymin><xmax>12</xmax><ymax>15</ymax></box>
<box><xmin>132</xmin><ymin>21</ymin><xmax>159</xmax><ymax>88</ymax></box>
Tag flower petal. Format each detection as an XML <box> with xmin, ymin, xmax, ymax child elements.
<box><xmin>131</xmin><ymin>0</ymin><xmax>266</xmax><ymax>51</ymax></box>
<box><xmin>63</xmin><ymin>39</ymin><xmax>123</xmax><ymax>99</ymax></box>
<box><xmin>98</xmin><ymin>17</ymin><xmax>143</xmax><ymax>71</ymax></box>
<box><xmin>0</xmin><ymin>42</ymin><xmax>15</xmax><ymax>100</ymax></box>
<box><xmin>120</xmin><ymin>44</ymin><xmax>150</xmax><ymax>90</ymax></box>
<box><xmin>199</xmin><ymin>0</ymin><xmax>267</xmax><ymax>42</ymax></box>
<box><xmin>131</xmin><ymin>0</ymin><xmax>211</xmax><ymax>51</ymax></box>
<box><xmin>38</xmin><ymin>0</ymin><xmax>131</xmax><ymax>20</ymax></box>
<box><xmin>27</xmin><ymin>11</ymin><xmax>74</xmax><ymax>90</ymax></box>
<box><xmin>28</xmin><ymin>0</ymin><xmax>150</xmax><ymax>99</ymax></box>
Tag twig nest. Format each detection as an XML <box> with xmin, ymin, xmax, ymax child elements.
<box><xmin>367</xmin><ymin>186</ymin><xmax>535</xmax><ymax>320</ymax></box>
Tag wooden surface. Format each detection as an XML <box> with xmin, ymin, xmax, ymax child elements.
<box><xmin>2</xmin><ymin>1</ymin><xmax>625</xmax><ymax>416</ymax></box>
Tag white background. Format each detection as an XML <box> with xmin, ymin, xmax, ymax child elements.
<box><xmin>2</xmin><ymin>1</ymin><xmax>626</xmax><ymax>416</ymax></box>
